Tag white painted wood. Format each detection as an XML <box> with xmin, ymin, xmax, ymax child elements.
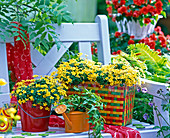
<box><xmin>33</xmin><ymin>42</ymin><xmax>72</xmax><ymax>75</ymax></box>
<box><xmin>30</xmin><ymin>44</ymin><xmax>44</xmax><ymax>67</ymax></box>
<box><xmin>95</xmin><ymin>15</ymin><xmax>111</xmax><ymax>65</ymax></box>
<box><xmin>0</xmin><ymin>94</ymin><xmax>10</xmax><ymax>107</ymax></box>
<box><xmin>0</xmin><ymin>24</ymin><xmax>101</xmax><ymax>43</ymax></box>
<box><xmin>32</xmin><ymin>15</ymin><xmax>111</xmax><ymax>76</ymax></box>
<box><xmin>0</xmin><ymin>43</ymin><xmax>9</xmax><ymax>93</ymax></box>
<box><xmin>127</xmin><ymin>119</ymin><xmax>160</xmax><ymax>138</ymax></box>
<box><xmin>78</xmin><ymin>42</ymin><xmax>92</xmax><ymax>60</ymax></box>
<box><xmin>141</xmin><ymin>79</ymin><xmax>169</xmax><ymax>127</ymax></box>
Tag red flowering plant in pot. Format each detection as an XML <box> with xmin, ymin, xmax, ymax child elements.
<box><xmin>106</xmin><ymin>0</ymin><xmax>170</xmax><ymax>39</ymax></box>
<box><xmin>110</xmin><ymin>27</ymin><xmax>170</xmax><ymax>55</ymax></box>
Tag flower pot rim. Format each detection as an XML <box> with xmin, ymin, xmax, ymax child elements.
<box><xmin>66</xmin><ymin>111</ymin><xmax>86</xmax><ymax>115</ymax></box>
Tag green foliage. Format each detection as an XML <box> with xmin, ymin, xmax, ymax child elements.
<box><xmin>133</xmin><ymin>92</ymin><xmax>154</xmax><ymax>124</ymax></box>
<box><xmin>128</xmin><ymin>43</ymin><xmax>170</xmax><ymax>83</ymax></box>
<box><xmin>0</xmin><ymin>0</ymin><xmax>72</xmax><ymax>49</ymax></box>
<box><xmin>59</xmin><ymin>88</ymin><xmax>105</xmax><ymax>138</ymax></box>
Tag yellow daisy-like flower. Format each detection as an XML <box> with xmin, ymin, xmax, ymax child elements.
<box><xmin>43</xmin><ymin>102</ymin><xmax>47</xmax><ymax>106</ymax></box>
<box><xmin>45</xmin><ymin>107</ymin><xmax>50</xmax><ymax>111</ymax></box>
<box><xmin>40</xmin><ymin>106</ymin><xmax>43</xmax><ymax>110</ymax></box>
<box><xmin>29</xmin><ymin>96</ymin><xmax>34</xmax><ymax>101</ymax></box>
<box><xmin>50</xmin><ymin>96</ymin><xmax>54</xmax><ymax>99</ymax></box>
<box><xmin>33</xmin><ymin>75</ymin><xmax>39</xmax><ymax>78</ymax></box>
<box><xmin>0</xmin><ymin>78</ymin><xmax>7</xmax><ymax>86</ymax></box>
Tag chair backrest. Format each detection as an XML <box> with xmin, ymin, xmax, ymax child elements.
<box><xmin>0</xmin><ymin>15</ymin><xmax>111</xmax><ymax>106</ymax></box>
<box><xmin>31</xmin><ymin>15</ymin><xmax>111</xmax><ymax>76</ymax></box>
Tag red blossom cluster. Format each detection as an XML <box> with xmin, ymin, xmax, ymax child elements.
<box><xmin>91</xmin><ymin>42</ymin><xmax>97</xmax><ymax>55</ymax></box>
<box><xmin>110</xmin><ymin>28</ymin><xmax>170</xmax><ymax>55</ymax></box>
<box><xmin>106</xmin><ymin>0</ymin><xmax>167</xmax><ymax>24</ymax></box>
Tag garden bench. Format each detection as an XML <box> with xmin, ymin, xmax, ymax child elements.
<box><xmin>0</xmin><ymin>15</ymin><xmax>169</xmax><ymax>138</ymax></box>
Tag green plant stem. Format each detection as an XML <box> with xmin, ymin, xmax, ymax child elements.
<box><xmin>155</xmin><ymin>109</ymin><xmax>165</xmax><ymax>137</ymax></box>
<box><xmin>155</xmin><ymin>107</ymin><xmax>170</xmax><ymax>126</ymax></box>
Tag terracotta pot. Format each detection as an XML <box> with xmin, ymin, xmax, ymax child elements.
<box><xmin>65</xmin><ymin>111</ymin><xmax>89</xmax><ymax>133</ymax></box>
<box><xmin>19</xmin><ymin>101</ymin><xmax>51</xmax><ymax>132</ymax></box>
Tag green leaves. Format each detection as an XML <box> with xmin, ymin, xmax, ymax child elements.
<box><xmin>0</xmin><ymin>0</ymin><xmax>72</xmax><ymax>50</ymax></box>
<box><xmin>60</xmin><ymin>88</ymin><xmax>105</xmax><ymax>137</ymax></box>
<box><xmin>128</xmin><ymin>43</ymin><xmax>170</xmax><ymax>83</ymax></box>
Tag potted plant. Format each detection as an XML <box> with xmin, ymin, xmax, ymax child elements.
<box><xmin>53</xmin><ymin>53</ymin><xmax>140</xmax><ymax>126</ymax></box>
<box><xmin>110</xmin><ymin>26</ymin><xmax>170</xmax><ymax>55</ymax></box>
<box><xmin>55</xmin><ymin>88</ymin><xmax>105</xmax><ymax>138</ymax></box>
<box><xmin>10</xmin><ymin>75</ymin><xmax>66</xmax><ymax>132</ymax></box>
<box><xmin>106</xmin><ymin>0</ymin><xmax>169</xmax><ymax>39</ymax></box>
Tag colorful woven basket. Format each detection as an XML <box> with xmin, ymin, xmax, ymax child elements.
<box><xmin>67</xmin><ymin>82</ymin><xmax>136</xmax><ymax>126</ymax></box>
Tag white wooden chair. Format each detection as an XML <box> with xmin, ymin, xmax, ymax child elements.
<box><xmin>0</xmin><ymin>15</ymin><xmax>111</xmax><ymax>106</ymax></box>
<box><xmin>0</xmin><ymin>15</ymin><xmax>169</xmax><ymax>138</ymax></box>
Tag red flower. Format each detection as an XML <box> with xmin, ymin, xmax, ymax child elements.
<box><xmin>166</xmin><ymin>35</ymin><xmax>170</xmax><ymax>40</ymax></box>
<box><xmin>133</xmin><ymin>11</ymin><xmax>141</xmax><ymax>18</ymax></box>
<box><xmin>149</xmin><ymin>34</ymin><xmax>157</xmax><ymax>41</ymax></box>
<box><xmin>148</xmin><ymin>41</ymin><xmax>155</xmax><ymax>50</ymax></box>
<box><xmin>112</xmin><ymin>16</ymin><xmax>116</xmax><ymax>22</ymax></box>
<box><xmin>91</xmin><ymin>47</ymin><xmax>94</xmax><ymax>55</ymax></box>
<box><xmin>155</xmin><ymin>8</ymin><xmax>162</xmax><ymax>15</ymax></box>
<box><xmin>144</xmin><ymin>18</ymin><xmax>151</xmax><ymax>24</ymax></box>
<box><xmin>126</xmin><ymin>10</ymin><xmax>133</xmax><ymax>17</ymax></box>
<box><xmin>91</xmin><ymin>42</ymin><xmax>95</xmax><ymax>47</ymax></box>
<box><xmin>140</xmin><ymin>7</ymin><xmax>148</xmax><ymax>15</ymax></box>
<box><xmin>107</xmin><ymin>6</ymin><xmax>113</xmax><ymax>17</ymax></box>
<box><xmin>156</xmin><ymin>49</ymin><xmax>162</xmax><ymax>55</ymax></box>
<box><xmin>161</xmin><ymin>43</ymin><xmax>167</xmax><ymax>48</ymax></box>
<box><xmin>120</xmin><ymin>0</ymin><xmax>126</xmax><ymax>5</ymax></box>
<box><xmin>141</xmin><ymin>37</ymin><xmax>149</xmax><ymax>45</ymax></box>
<box><xmin>118</xmin><ymin>6</ymin><xmax>127</xmax><ymax>14</ymax></box>
<box><xmin>155</xmin><ymin>1</ymin><xmax>163</xmax><ymax>9</ymax></box>
<box><xmin>154</xmin><ymin>26</ymin><xmax>162</xmax><ymax>33</ymax></box>
<box><xmin>130</xmin><ymin>35</ymin><xmax>135</xmax><ymax>39</ymax></box>
<box><xmin>112</xmin><ymin>0</ymin><xmax>118</xmax><ymax>5</ymax></box>
<box><xmin>117</xmin><ymin>50</ymin><xmax>122</xmax><ymax>55</ymax></box>
<box><xmin>95</xmin><ymin>48</ymin><xmax>97</xmax><ymax>54</ymax></box>
<box><xmin>128</xmin><ymin>40</ymin><xmax>135</xmax><ymax>45</ymax></box>
<box><xmin>133</xmin><ymin>0</ymin><xmax>146</xmax><ymax>6</ymax></box>
<box><xmin>158</xmin><ymin>35</ymin><xmax>166</xmax><ymax>45</ymax></box>
<box><xmin>147</xmin><ymin>5</ymin><xmax>155</xmax><ymax>13</ymax></box>
<box><xmin>106</xmin><ymin>0</ymin><xmax>111</xmax><ymax>4</ymax></box>
<box><xmin>112</xmin><ymin>52</ymin><xmax>117</xmax><ymax>55</ymax></box>
<box><xmin>115</xmin><ymin>31</ymin><xmax>122</xmax><ymax>38</ymax></box>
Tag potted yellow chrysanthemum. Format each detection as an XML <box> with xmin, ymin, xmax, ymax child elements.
<box><xmin>11</xmin><ymin>75</ymin><xmax>66</xmax><ymax>132</ymax></box>
<box><xmin>53</xmin><ymin>53</ymin><xmax>140</xmax><ymax>126</ymax></box>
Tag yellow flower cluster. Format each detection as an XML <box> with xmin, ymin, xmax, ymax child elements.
<box><xmin>54</xmin><ymin>53</ymin><xmax>140</xmax><ymax>87</ymax></box>
<box><xmin>11</xmin><ymin>75</ymin><xmax>66</xmax><ymax>111</ymax></box>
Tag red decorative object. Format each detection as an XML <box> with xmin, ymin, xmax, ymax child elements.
<box><xmin>6</xmin><ymin>22</ymin><xmax>33</xmax><ymax>106</ymax></box>
<box><xmin>103</xmin><ymin>124</ymin><xmax>141</xmax><ymax>138</ymax></box>
<box><xmin>49</xmin><ymin>115</ymin><xmax>65</xmax><ymax>128</ymax></box>
<box><xmin>20</xmin><ymin>101</ymin><xmax>51</xmax><ymax>132</ymax></box>
<box><xmin>48</xmin><ymin>115</ymin><xmax>141</xmax><ymax>138</ymax></box>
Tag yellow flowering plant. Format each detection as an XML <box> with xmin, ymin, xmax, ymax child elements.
<box><xmin>55</xmin><ymin>53</ymin><xmax>140</xmax><ymax>88</ymax></box>
<box><xmin>11</xmin><ymin>75</ymin><xmax>66</xmax><ymax>111</ymax></box>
